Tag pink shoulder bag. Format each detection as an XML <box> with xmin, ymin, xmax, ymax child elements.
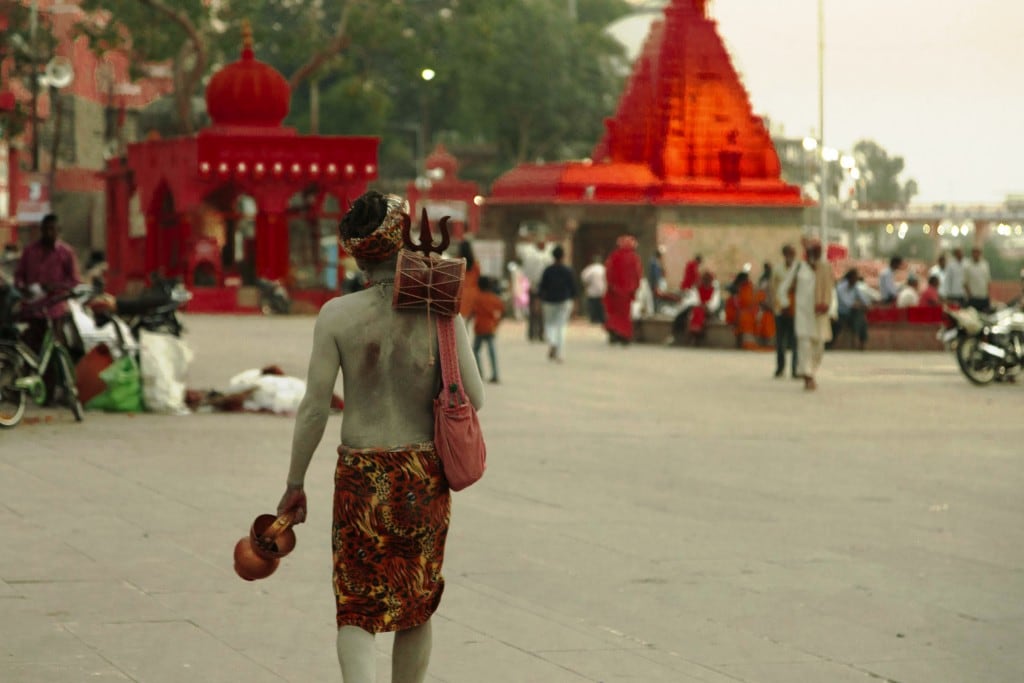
<box><xmin>433</xmin><ymin>315</ymin><xmax>486</xmax><ymax>491</ymax></box>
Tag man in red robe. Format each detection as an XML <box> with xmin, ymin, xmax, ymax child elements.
<box><xmin>603</xmin><ymin>235</ymin><xmax>642</xmax><ymax>345</ymax></box>
<box><xmin>680</xmin><ymin>254</ymin><xmax>703</xmax><ymax>291</ymax></box>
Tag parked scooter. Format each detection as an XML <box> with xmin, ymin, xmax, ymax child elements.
<box><xmin>115</xmin><ymin>273</ymin><xmax>192</xmax><ymax>339</ymax></box>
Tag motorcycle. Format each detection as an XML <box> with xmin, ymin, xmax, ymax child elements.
<box><xmin>115</xmin><ymin>273</ymin><xmax>192</xmax><ymax>339</ymax></box>
<box><xmin>936</xmin><ymin>305</ymin><xmax>984</xmax><ymax>354</ymax></box>
<box><xmin>941</xmin><ymin>304</ymin><xmax>1024</xmax><ymax>385</ymax></box>
<box><xmin>256</xmin><ymin>278</ymin><xmax>291</xmax><ymax>315</ymax></box>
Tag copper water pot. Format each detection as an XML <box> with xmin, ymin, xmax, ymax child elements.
<box><xmin>233</xmin><ymin>511</ymin><xmax>297</xmax><ymax>581</ymax></box>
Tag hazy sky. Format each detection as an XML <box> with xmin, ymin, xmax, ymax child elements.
<box><xmin>616</xmin><ymin>0</ymin><xmax>1024</xmax><ymax>204</ymax></box>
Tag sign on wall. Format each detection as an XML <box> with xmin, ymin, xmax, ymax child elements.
<box><xmin>16</xmin><ymin>172</ymin><xmax>50</xmax><ymax>225</ymax></box>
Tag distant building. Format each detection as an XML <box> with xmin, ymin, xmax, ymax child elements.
<box><xmin>2</xmin><ymin>0</ymin><xmax>172</xmax><ymax>250</ymax></box>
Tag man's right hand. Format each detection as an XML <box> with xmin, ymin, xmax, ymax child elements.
<box><xmin>277</xmin><ymin>485</ymin><xmax>307</xmax><ymax>525</ymax></box>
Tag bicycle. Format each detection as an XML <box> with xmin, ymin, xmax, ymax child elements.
<box><xmin>0</xmin><ymin>286</ymin><xmax>84</xmax><ymax>428</ymax></box>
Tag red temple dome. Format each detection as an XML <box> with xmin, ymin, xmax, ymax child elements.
<box><xmin>205</xmin><ymin>25</ymin><xmax>290</xmax><ymax>128</ymax></box>
<box><xmin>425</xmin><ymin>143</ymin><xmax>459</xmax><ymax>178</ymax></box>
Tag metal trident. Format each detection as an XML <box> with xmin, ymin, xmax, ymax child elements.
<box><xmin>402</xmin><ymin>208</ymin><xmax>452</xmax><ymax>256</ymax></box>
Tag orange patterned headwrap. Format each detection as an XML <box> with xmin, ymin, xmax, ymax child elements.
<box><xmin>340</xmin><ymin>194</ymin><xmax>407</xmax><ymax>262</ymax></box>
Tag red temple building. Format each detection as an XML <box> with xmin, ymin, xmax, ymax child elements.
<box><xmin>483</xmin><ymin>0</ymin><xmax>807</xmax><ymax>281</ymax></box>
<box><xmin>104</xmin><ymin>29</ymin><xmax>378</xmax><ymax>311</ymax></box>
<box><xmin>406</xmin><ymin>143</ymin><xmax>482</xmax><ymax>241</ymax></box>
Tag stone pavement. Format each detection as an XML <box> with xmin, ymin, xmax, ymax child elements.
<box><xmin>2</xmin><ymin>314</ymin><xmax>1022</xmax><ymax>683</ymax></box>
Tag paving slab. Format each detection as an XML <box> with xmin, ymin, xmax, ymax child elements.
<box><xmin>1</xmin><ymin>314</ymin><xmax>1021</xmax><ymax>682</ymax></box>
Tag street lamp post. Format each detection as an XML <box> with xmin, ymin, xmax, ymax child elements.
<box><xmin>29</xmin><ymin>0</ymin><xmax>39</xmax><ymax>171</ymax></box>
<box><xmin>802</xmin><ymin>136</ymin><xmax>818</xmax><ymax>232</ymax></box>
<box><xmin>821</xmin><ymin>146</ymin><xmax>839</xmax><ymax>243</ymax></box>
<box><xmin>419</xmin><ymin>68</ymin><xmax>435</xmax><ymax>174</ymax></box>
<box><xmin>817</xmin><ymin>0</ymin><xmax>825</xmax><ymax>241</ymax></box>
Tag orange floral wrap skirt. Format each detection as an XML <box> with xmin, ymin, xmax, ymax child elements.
<box><xmin>333</xmin><ymin>442</ymin><xmax>451</xmax><ymax>633</ymax></box>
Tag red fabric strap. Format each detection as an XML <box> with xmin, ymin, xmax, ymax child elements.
<box><xmin>436</xmin><ymin>316</ymin><xmax>466</xmax><ymax>406</ymax></box>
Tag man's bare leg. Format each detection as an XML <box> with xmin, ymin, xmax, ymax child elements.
<box><xmin>337</xmin><ymin>626</ymin><xmax>376</xmax><ymax>682</ymax></box>
<box><xmin>391</xmin><ymin>620</ymin><xmax>432</xmax><ymax>683</ymax></box>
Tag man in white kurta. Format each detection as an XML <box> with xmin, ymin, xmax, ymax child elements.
<box><xmin>778</xmin><ymin>242</ymin><xmax>835</xmax><ymax>390</ymax></box>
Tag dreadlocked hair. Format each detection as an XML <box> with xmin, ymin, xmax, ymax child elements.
<box><xmin>340</xmin><ymin>191</ymin><xmax>390</xmax><ymax>241</ymax></box>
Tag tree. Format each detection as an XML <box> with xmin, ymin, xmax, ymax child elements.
<box><xmin>77</xmin><ymin>0</ymin><xmax>211</xmax><ymax>135</ymax></box>
<box><xmin>853</xmin><ymin>139</ymin><xmax>918</xmax><ymax>210</ymax></box>
<box><xmin>447</xmin><ymin>0</ymin><xmax>629</xmax><ymax>166</ymax></box>
<box><xmin>76</xmin><ymin>0</ymin><xmax>370</xmax><ymax>135</ymax></box>
<box><xmin>0</xmin><ymin>0</ymin><xmax>59</xmax><ymax>163</ymax></box>
<box><xmin>284</xmin><ymin>0</ymin><xmax>630</xmax><ymax>181</ymax></box>
<box><xmin>73</xmin><ymin>0</ymin><xmax>632</xmax><ymax>187</ymax></box>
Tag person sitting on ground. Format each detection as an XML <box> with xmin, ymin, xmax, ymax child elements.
<box><xmin>835</xmin><ymin>267</ymin><xmax>871</xmax><ymax>350</ymax></box>
<box><xmin>919</xmin><ymin>275</ymin><xmax>942</xmax><ymax>307</ymax></box>
<box><xmin>921</xmin><ymin>274</ymin><xmax>942</xmax><ymax>307</ymax></box>
<box><xmin>688</xmin><ymin>272</ymin><xmax>720</xmax><ymax>344</ymax></box>
<box><xmin>878</xmin><ymin>255</ymin><xmax>904</xmax><ymax>304</ymax></box>
<box><xmin>680</xmin><ymin>253</ymin><xmax>702</xmax><ymax>292</ymax></box>
<box><xmin>676</xmin><ymin>271</ymin><xmax>719</xmax><ymax>345</ymax></box>
<box><xmin>896</xmin><ymin>273</ymin><xmax>921</xmax><ymax>308</ymax></box>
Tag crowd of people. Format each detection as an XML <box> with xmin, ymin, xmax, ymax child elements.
<box><xmin>508</xmin><ymin>233</ymin><xmax>642</xmax><ymax>363</ymax></box>
<box><xmin>462</xmin><ymin>231</ymin><xmax>996</xmax><ymax>387</ymax></box>
<box><xmin>641</xmin><ymin>239</ymin><xmax>997</xmax><ymax>389</ymax></box>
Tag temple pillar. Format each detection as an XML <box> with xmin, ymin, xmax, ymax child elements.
<box><xmin>169</xmin><ymin>212</ymin><xmax>191</xmax><ymax>277</ymax></box>
<box><xmin>103</xmin><ymin>159</ymin><xmax>131</xmax><ymax>292</ymax></box>
<box><xmin>255</xmin><ymin>210</ymin><xmax>289</xmax><ymax>282</ymax></box>
<box><xmin>144</xmin><ymin>210</ymin><xmax>160</xmax><ymax>276</ymax></box>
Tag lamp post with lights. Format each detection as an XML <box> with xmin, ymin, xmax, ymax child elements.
<box><xmin>419</xmin><ymin>67</ymin><xmax>435</xmax><ymax>174</ymax></box>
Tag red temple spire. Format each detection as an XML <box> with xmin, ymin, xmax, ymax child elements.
<box><xmin>594</xmin><ymin>0</ymin><xmax>782</xmax><ymax>185</ymax></box>
<box><xmin>489</xmin><ymin>0</ymin><xmax>802</xmax><ymax>206</ymax></box>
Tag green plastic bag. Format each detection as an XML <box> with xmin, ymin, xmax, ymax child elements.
<box><xmin>86</xmin><ymin>354</ymin><xmax>144</xmax><ymax>413</ymax></box>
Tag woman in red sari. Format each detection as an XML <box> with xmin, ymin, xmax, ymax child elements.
<box><xmin>603</xmin><ymin>235</ymin><xmax>642</xmax><ymax>345</ymax></box>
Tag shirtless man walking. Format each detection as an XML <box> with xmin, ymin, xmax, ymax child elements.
<box><xmin>277</xmin><ymin>191</ymin><xmax>484</xmax><ymax>682</ymax></box>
